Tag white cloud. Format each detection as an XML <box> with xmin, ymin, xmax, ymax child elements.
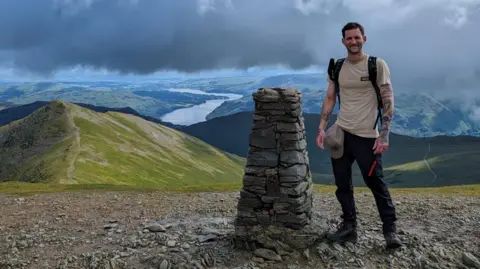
<box><xmin>197</xmin><ymin>0</ymin><xmax>235</xmax><ymax>15</ymax></box>
<box><xmin>471</xmin><ymin>107</ymin><xmax>480</xmax><ymax>122</ymax></box>
<box><xmin>197</xmin><ymin>0</ymin><xmax>215</xmax><ymax>15</ymax></box>
<box><xmin>292</xmin><ymin>0</ymin><xmax>480</xmax><ymax>29</ymax></box>
<box><xmin>52</xmin><ymin>0</ymin><xmax>96</xmax><ymax>16</ymax></box>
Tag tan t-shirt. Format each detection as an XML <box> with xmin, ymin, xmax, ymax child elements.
<box><xmin>334</xmin><ymin>54</ymin><xmax>391</xmax><ymax>138</ymax></box>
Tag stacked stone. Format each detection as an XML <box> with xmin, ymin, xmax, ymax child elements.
<box><xmin>235</xmin><ymin>87</ymin><xmax>313</xmax><ymax>241</ymax></box>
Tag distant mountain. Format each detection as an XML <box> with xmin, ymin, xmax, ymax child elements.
<box><xmin>0</xmin><ymin>101</ymin><xmax>244</xmax><ymax>187</ymax></box>
<box><xmin>207</xmin><ymin>87</ymin><xmax>324</xmax><ymax>120</ymax></box>
<box><xmin>0</xmin><ymin>101</ymin><xmax>181</xmax><ymax>129</ymax></box>
<box><xmin>3</xmin><ymin>76</ymin><xmax>480</xmax><ymax>137</ymax></box>
<box><xmin>0</xmin><ymin>82</ymin><xmax>227</xmax><ymax>119</ymax></box>
<box><xmin>205</xmin><ymin>73</ymin><xmax>326</xmax><ymax>119</ymax></box>
<box><xmin>207</xmin><ymin>91</ymin><xmax>480</xmax><ymax>137</ymax></box>
<box><xmin>0</xmin><ymin>101</ymin><xmax>13</xmax><ymax>111</ymax></box>
<box><xmin>170</xmin><ymin>76</ymin><xmax>263</xmax><ymax>94</ymax></box>
<box><xmin>182</xmin><ymin>111</ymin><xmax>480</xmax><ymax>188</ymax></box>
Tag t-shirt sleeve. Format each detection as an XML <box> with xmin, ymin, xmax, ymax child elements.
<box><xmin>376</xmin><ymin>58</ymin><xmax>391</xmax><ymax>86</ymax></box>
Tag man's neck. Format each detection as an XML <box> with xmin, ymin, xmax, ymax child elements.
<box><xmin>347</xmin><ymin>51</ymin><xmax>366</xmax><ymax>63</ymax></box>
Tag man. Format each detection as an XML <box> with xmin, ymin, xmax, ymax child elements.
<box><xmin>316</xmin><ymin>22</ymin><xmax>403</xmax><ymax>248</ymax></box>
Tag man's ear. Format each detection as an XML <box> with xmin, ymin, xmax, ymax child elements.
<box><xmin>363</xmin><ymin>35</ymin><xmax>367</xmax><ymax>42</ymax></box>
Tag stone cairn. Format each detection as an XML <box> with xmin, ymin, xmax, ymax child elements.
<box><xmin>234</xmin><ymin>87</ymin><xmax>319</xmax><ymax>251</ymax></box>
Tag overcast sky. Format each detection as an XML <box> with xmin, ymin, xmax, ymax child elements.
<box><xmin>0</xmin><ymin>0</ymin><xmax>479</xmax><ymax>95</ymax></box>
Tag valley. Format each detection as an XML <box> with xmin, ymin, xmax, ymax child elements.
<box><xmin>3</xmin><ymin>75</ymin><xmax>480</xmax><ymax>137</ymax></box>
<box><xmin>207</xmin><ymin>91</ymin><xmax>480</xmax><ymax>137</ymax></box>
<box><xmin>181</xmin><ymin>112</ymin><xmax>480</xmax><ymax>188</ymax></box>
<box><xmin>0</xmin><ymin>82</ymin><xmax>234</xmax><ymax>121</ymax></box>
<box><xmin>159</xmin><ymin>89</ymin><xmax>242</xmax><ymax>125</ymax></box>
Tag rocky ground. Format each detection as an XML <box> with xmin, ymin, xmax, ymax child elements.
<box><xmin>0</xmin><ymin>190</ymin><xmax>479</xmax><ymax>269</ymax></box>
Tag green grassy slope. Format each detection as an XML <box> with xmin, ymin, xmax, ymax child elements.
<box><xmin>0</xmin><ymin>100</ymin><xmax>78</xmax><ymax>183</ymax></box>
<box><xmin>381</xmin><ymin>135</ymin><xmax>480</xmax><ymax>186</ymax></box>
<box><xmin>0</xmin><ymin>101</ymin><xmax>245</xmax><ymax>188</ymax></box>
<box><xmin>181</xmin><ymin>112</ymin><xmax>480</xmax><ymax>188</ymax></box>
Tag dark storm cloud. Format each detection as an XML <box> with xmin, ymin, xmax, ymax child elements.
<box><xmin>0</xmin><ymin>0</ymin><xmax>321</xmax><ymax>75</ymax></box>
<box><xmin>0</xmin><ymin>0</ymin><xmax>479</xmax><ymax>94</ymax></box>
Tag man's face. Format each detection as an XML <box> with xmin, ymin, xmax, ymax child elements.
<box><xmin>342</xmin><ymin>28</ymin><xmax>366</xmax><ymax>55</ymax></box>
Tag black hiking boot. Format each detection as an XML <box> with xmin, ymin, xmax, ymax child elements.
<box><xmin>326</xmin><ymin>221</ymin><xmax>358</xmax><ymax>244</ymax></box>
<box><xmin>384</xmin><ymin>232</ymin><xmax>403</xmax><ymax>249</ymax></box>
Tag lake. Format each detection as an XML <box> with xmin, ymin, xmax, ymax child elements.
<box><xmin>160</xmin><ymin>88</ymin><xmax>243</xmax><ymax>125</ymax></box>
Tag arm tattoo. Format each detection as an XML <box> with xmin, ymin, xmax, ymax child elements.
<box><xmin>320</xmin><ymin>102</ymin><xmax>334</xmax><ymax>121</ymax></box>
<box><xmin>319</xmin><ymin>97</ymin><xmax>335</xmax><ymax>131</ymax></box>
<box><xmin>379</xmin><ymin>83</ymin><xmax>394</xmax><ymax>144</ymax></box>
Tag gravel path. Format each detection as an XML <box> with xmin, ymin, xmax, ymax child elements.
<box><xmin>0</xmin><ymin>191</ymin><xmax>479</xmax><ymax>269</ymax></box>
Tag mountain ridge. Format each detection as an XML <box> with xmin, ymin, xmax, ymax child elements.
<box><xmin>0</xmin><ymin>100</ymin><xmax>245</xmax><ymax>187</ymax></box>
<box><xmin>0</xmin><ymin>100</ymin><xmax>77</xmax><ymax>182</ymax></box>
<box><xmin>181</xmin><ymin>111</ymin><xmax>480</xmax><ymax>188</ymax></box>
<box><xmin>0</xmin><ymin>100</ymin><xmax>182</xmax><ymax>129</ymax></box>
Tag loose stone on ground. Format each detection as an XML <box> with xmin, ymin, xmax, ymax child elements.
<box><xmin>0</xmin><ymin>191</ymin><xmax>478</xmax><ymax>269</ymax></box>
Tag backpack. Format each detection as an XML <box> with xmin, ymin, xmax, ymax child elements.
<box><xmin>327</xmin><ymin>56</ymin><xmax>383</xmax><ymax>129</ymax></box>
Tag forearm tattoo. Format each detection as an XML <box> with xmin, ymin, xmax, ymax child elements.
<box><xmin>379</xmin><ymin>83</ymin><xmax>394</xmax><ymax>143</ymax></box>
<box><xmin>320</xmin><ymin>100</ymin><xmax>334</xmax><ymax>122</ymax></box>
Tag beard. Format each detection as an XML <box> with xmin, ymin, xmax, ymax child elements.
<box><xmin>347</xmin><ymin>44</ymin><xmax>363</xmax><ymax>54</ymax></box>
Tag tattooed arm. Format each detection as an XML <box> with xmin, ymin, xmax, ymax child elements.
<box><xmin>378</xmin><ymin>83</ymin><xmax>394</xmax><ymax>144</ymax></box>
<box><xmin>319</xmin><ymin>78</ymin><xmax>336</xmax><ymax>131</ymax></box>
<box><xmin>377</xmin><ymin>58</ymin><xmax>394</xmax><ymax>146</ymax></box>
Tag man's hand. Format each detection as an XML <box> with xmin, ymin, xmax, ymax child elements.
<box><xmin>316</xmin><ymin>128</ymin><xmax>326</xmax><ymax>149</ymax></box>
<box><xmin>317</xmin><ymin>78</ymin><xmax>336</xmax><ymax>148</ymax></box>
<box><xmin>373</xmin><ymin>136</ymin><xmax>388</xmax><ymax>154</ymax></box>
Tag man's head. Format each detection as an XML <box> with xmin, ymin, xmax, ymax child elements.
<box><xmin>341</xmin><ymin>22</ymin><xmax>366</xmax><ymax>55</ymax></box>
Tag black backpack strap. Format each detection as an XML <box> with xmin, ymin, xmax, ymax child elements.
<box><xmin>368</xmin><ymin>56</ymin><xmax>383</xmax><ymax>129</ymax></box>
<box><xmin>328</xmin><ymin>58</ymin><xmax>345</xmax><ymax>105</ymax></box>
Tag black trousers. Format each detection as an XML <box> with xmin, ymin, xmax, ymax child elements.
<box><xmin>331</xmin><ymin>130</ymin><xmax>397</xmax><ymax>234</ymax></box>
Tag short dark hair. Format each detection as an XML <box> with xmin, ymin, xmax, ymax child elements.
<box><xmin>342</xmin><ymin>22</ymin><xmax>365</xmax><ymax>37</ymax></box>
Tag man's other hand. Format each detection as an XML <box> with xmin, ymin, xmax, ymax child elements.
<box><xmin>373</xmin><ymin>137</ymin><xmax>389</xmax><ymax>154</ymax></box>
<box><xmin>316</xmin><ymin>128</ymin><xmax>326</xmax><ymax>149</ymax></box>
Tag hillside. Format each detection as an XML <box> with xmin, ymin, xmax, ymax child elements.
<box><xmin>0</xmin><ymin>101</ymin><xmax>78</xmax><ymax>183</ymax></box>
<box><xmin>207</xmin><ymin>90</ymin><xmax>480</xmax><ymax>137</ymax></box>
<box><xmin>182</xmin><ymin>112</ymin><xmax>480</xmax><ymax>188</ymax></box>
<box><xmin>0</xmin><ymin>101</ymin><xmax>244</xmax><ymax>187</ymax></box>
